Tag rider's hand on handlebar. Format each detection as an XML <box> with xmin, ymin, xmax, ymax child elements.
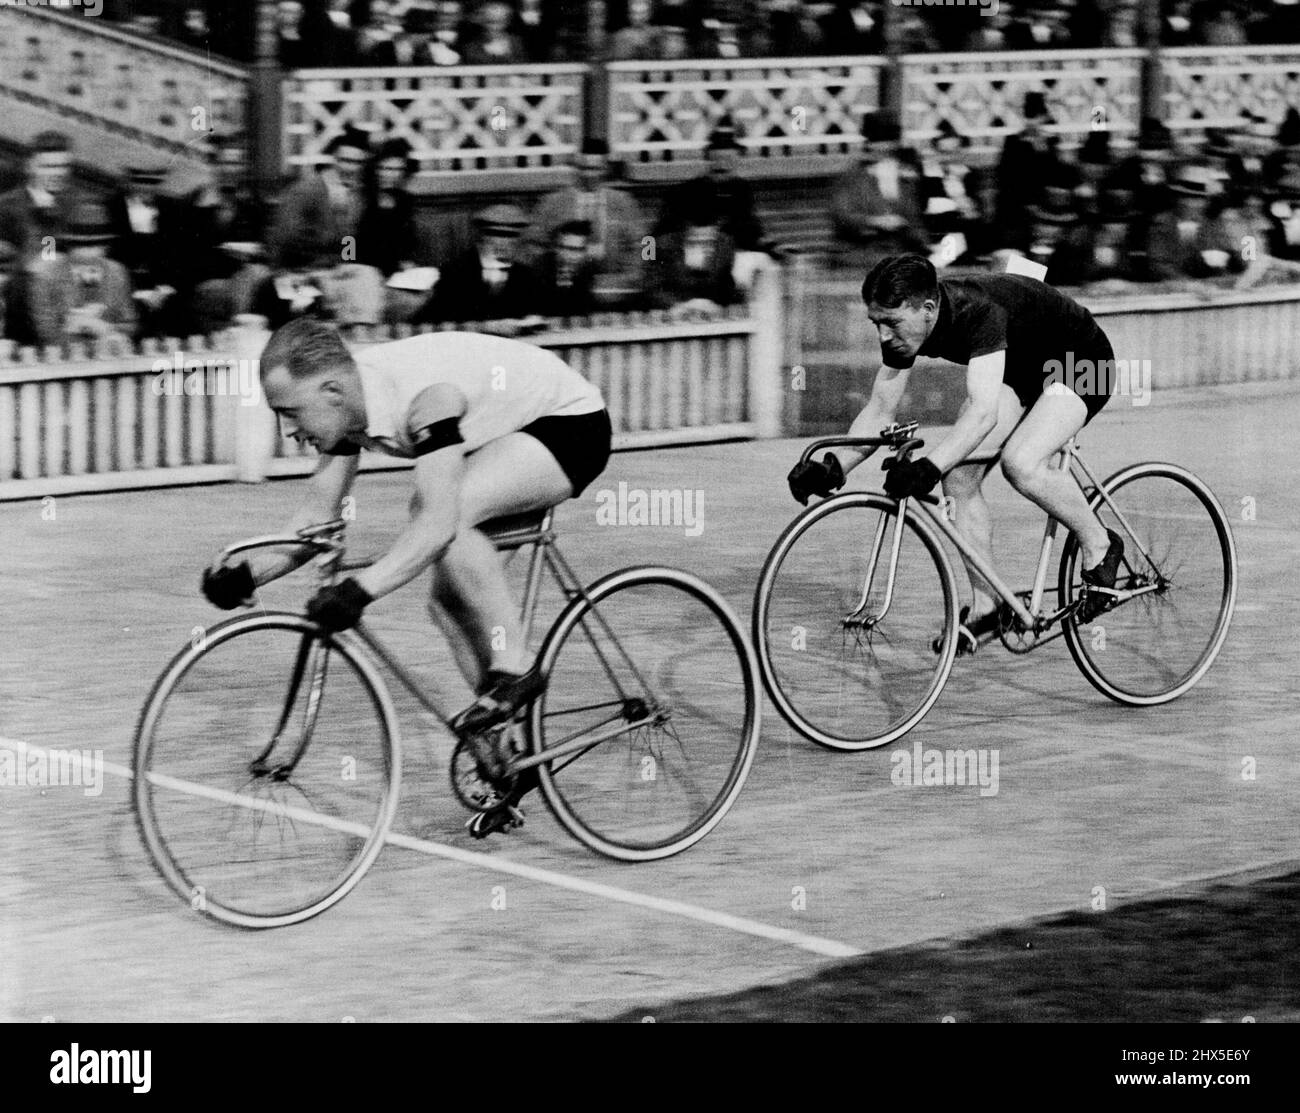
<box><xmin>788</xmin><ymin>454</ymin><xmax>845</xmax><ymax>505</ymax></box>
<box><xmin>882</xmin><ymin>456</ymin><xmax>942</xmax><ymax>500</ymax></box>
<box><xmin>306</xmin><ymin>577</ymin><xmax>373</xmax><ymax>633</ymax></box>
<box><xmin>201</xmin><ymin>562</ymin><xmax>256</xmax><ymax>610</ymax></box>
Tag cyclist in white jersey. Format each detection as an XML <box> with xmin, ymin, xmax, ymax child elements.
<box><xmin>201</xmin><ymin>319</ymin><xmax>612</xmax><ymax>834</ymax></box>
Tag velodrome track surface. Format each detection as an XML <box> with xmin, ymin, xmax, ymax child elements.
<box><xmin>1</xmin><ymin>381</ymin><xmax>1295</xmax><ymax>1022</ymax></box>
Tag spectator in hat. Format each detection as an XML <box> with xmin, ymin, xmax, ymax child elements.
<box><xmin>1142</xmin><ymin>163</ymin><xmax>1243</xmax><ymax>281</ymax></box>
<box><xmin>535</xmin><ymin>219</ymin><xmax>601</xmax><ymax>317</ymax></box>
<box><xmin>464</xmin><ymin>1</ymin><xmax>527</xmax><ymax>64</ymax></box>
<box><xmin>964</xmin><ymin>2</ymin><xmax>1014</xmax><ymax>50</ymax></box>
<box><xmin>995</xmin><ymin>92</ymin><xmax>1071</xmax><ymax>252</ymax></box>
<box><xmin>106</xmin><ymin>164</ymin><xmax>181</xmax><ymax>338</ymax></box>
<box><xmin>920</xmin><ymin>120</ymin><xmax>978</xmax><ymax>249</ymax></box>
<box><xmin>645</xmin><ymin>198</ymin><xmax>740</xmax><ymax>315</ymax></box>
<box><xmin>1069</xmin><ymin>186</ymin><xmax>1145</xmax><ymax>285</ymax></box>
<box><xmin>1105</xmin><ymin>116</ymin><xmax>1175</xmax><ymax>256</ymax></box>
<box><xmin>17</xmin><ymin>200</ymin><xmax>136</xmax><ymax>347</ymax></box>
<box><xmin>513</xmin><ymin>0</ymin><xmax>554</xmax><ymax>62</ymax></box>
<box><xmin>368</xmin><ymin>6</ymin><xmax>442</xmax><ymax>65</ymax></box>
<box><xmin>656</xmin><ymin>120</ymin><xmax>767</xmax><ymax>252</ymax></box>
<box><xmin>416</xmin><ymin>203</ymin><xmax>545</xmax><ymax>326</ymax></box>
<box><xmin>1016</xmin><ymin>184</ymin><xmax>1089</xmax><ymax>283</ymax></box>
<box><xmin>830</xmin><ymin>112</ymin><xmax>927</xmax><ymax>268</ymax></box>
<box><xmin>173</xmin><ymin>132</ymin><xmax>270</xmax><ymax>335</ymax></box>
<box><xmin>526</xmin><ymin>137</ymin><xmax>647</xmax><ymax>303</ymax></box>
<box><xmin>1226</xmin><ymin>109</ymin><xmax>1281</xmax><ymax>197</ymax></box>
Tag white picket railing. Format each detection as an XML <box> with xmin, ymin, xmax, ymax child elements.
<box><xmin>0</xmin><ymin>265</ymin><xmax>784</xmax><ymax>500</ymax></box>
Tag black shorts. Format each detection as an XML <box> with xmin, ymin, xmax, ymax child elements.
<box><xmin>518</xmin><ymin>408</ymin><xmax>612</xmax><ymax>496</ymax></box>
<box><xmin>1008</xmin><ymin>331</ymin><xmax>1117</xmax><ymax>425</ymax></box>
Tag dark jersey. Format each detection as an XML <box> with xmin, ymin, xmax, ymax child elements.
<box><xmin>886</xmin><ymin>274</ymin><xmax>1111</xmax><ymax>410</ymax></box>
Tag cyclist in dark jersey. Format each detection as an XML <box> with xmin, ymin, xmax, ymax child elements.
<box><xmin>788</xmin><ymin>254</ymin><xmax>1125</xmax><ymax>649</ymax></box>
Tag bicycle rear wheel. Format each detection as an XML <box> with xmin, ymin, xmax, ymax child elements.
<box><xmin>528</xmin><ymin>568</ymin><xmax>760</xmax><ymax>861</ymax></box>
<box><xmin>753</xmin><ymin>493</ymin><xmax>959</xmax><ymax>750</ymax></box>
<box><xmin>1060</xmin><ymin>462</ymin><xmax>1237</xmax><ymax>705</ymax></box>
<box><xmin>133</xmin><ymin>613</ymin><xmax>400</xmax><ymax>928</ymax></box>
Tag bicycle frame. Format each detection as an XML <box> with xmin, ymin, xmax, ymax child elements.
<box><xmin>213</xmin><ymin>512</ymin><xmax>661</xmax><ymax>779</ymax></box>
<box><xmin>803</xmin><ymin>429</ymin><xmax>1167</xmax><ymax>640</ymax></box>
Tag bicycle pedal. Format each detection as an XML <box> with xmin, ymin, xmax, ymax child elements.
<box><xmin>465</xmin><ymin>803</ymin><xmax>526</xmax><ymax>839</ymax></box>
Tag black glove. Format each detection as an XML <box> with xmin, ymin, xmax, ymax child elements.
<box><xmin>201</xmin><ymin>562</ymin><xmax>256</xmax><ymax>610</ymax></box>
<box><xmin>787</xmin><ymin>454</ymin><xmax>845</xmax><ymax>505</ymax></box>
<box><xmin>306</xmin><ymin>578</ymin><xmax>373</xmax><ymax>632</ymax></box>
<box><xmin>883</xmin><ymin>456</ymin><xmax>942</xmax><ymax>500</ymax></box>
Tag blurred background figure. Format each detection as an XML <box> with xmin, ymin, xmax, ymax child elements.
<box><xmin>1021</xmin><ymin>184</ymin><xmax>1085</xmax><ymax>281</ymax></box>
<box><xmin>819</xmin><ymin>0</ymin><xmax>884</xmax><ymax>54</ymax></box>
<box><xmin>106</xmin><ymin>164</ymin><xmax>179</xmax><ymax>339</ymax></box>
<box><xmin>995</xmin><ymin>92</ymin><xmax>1070</xmax><ymax>252</ymax></box>
<box><xmin>417</xmin><ymin>203</ymin><xmax>544</xmax><ymax>325</ymax></box>
<box><xmin>0</xmin><ymin>131</ymin><xmax>79</xmax><ymax>347</ymax></box>
<box><xmin>356</xmin><ymin>136</ymin><xmax>426</xmax><ymax>277</ymax></box>
<box><xmin>27</xmin><ymin>201</ymin><xmax>136</xmax><ymax>348</ymax></box>
<box><xmin>175</xmin><ymin>132</ymin><xmax>270</xmax><ymax>336</ymax></box>
<box><xmin>611</xmin><ymin>0</ymin><xmax>663</xmax><ymax>59</ymax></box>
<box><xmin>646</xmin><ymin>198</ymin><xmax>740</xmax><ymax>316</ymax></box>
<box><xmin>920</xmin><ymin>120</ymin><xmax>978</xmax><ymax>257</ymax></box>
<box><xmin>1143</xmin><ymin>163</ymin><xmax>1243</xmax><ymax>281</ymax></box>
<box><xmin>268</xmin><ymin>125</ymin><xmax>385</xmax><ymax>325</ymax></box>
<box><xmin>830</xmin><ymin>112</ymin><xmax>927</xmax><ymax>269</ymax></box>
<box><xmin>368</xmin><ymin>6</ymin><xmax>440</xmax><ymax>65</ymax></box>
<box><xmin>656</xmin><ymin>120</ymin><xmax>766</xmax><ymax>253</ymax></box>
<box><xmin>465</xmin><ymin>1</ymin><xmax>528</xmax><ymax>64</ymax></box>
<box><xmin>1072</xmin><ymin>129</ymin><xmax>1114</xmax><ymax>225</ymax></box>
<box><xmin>536</xmin><ymin>219</ymin><xmax>601</xmax><ymax>317</ymax></box>
<box><xmin>527</xmin><ymin>137</ymin><xmax>647</xmax><ymax>304</ymax></box>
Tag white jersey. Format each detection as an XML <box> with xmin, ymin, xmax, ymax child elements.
<box><xmin>342</xmin><ymin>331</ymin><xmax>604</xmax><ymax>457</ymax></box>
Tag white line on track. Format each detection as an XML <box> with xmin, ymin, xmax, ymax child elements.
<box><xmin>0</xmin><ymin>736</ymin><xmax>862</xmax><ymax>960</ymax></box>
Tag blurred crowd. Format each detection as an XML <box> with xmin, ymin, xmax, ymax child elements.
<box><xmin>102</xmin><ymin>0</ymin><xmax>1300</xmax><ymax>66</ymax></box>
<box><xmin>0</xmin><ymin>122</ymin><xmax>775</xmax><ymax>347</ymax></box>
<box><xmin>5</xmin><ymin>97</ymin><xmax>1300</xmax><ymax>348</ymax></box>
<box><xmin>829</xmin><ymin>97</ymin><xmax>1300</xmax><ymax>290</ymax></box>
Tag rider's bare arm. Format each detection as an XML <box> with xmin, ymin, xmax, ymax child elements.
<box><xmin>925</xmin><ymin>350</ymin><xmax>1005</xmax><ymax>474</ymax></box>
<box><xmin>828</xmin><ymin>362</ymin><xmax>912</xmax><ymax>476</ymax></box>
<box><xmin>353</xmin><ymin>383</ymin><xmax>468</xmax><ymax>600</ymax></box>
<box><xmin>255</xmin><ymin>451</ymin><xmax>360</xmax><ymax>584</ymax></box>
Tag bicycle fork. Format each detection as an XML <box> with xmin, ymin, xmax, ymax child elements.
<box><xmin>250</xmin><ymin>633</ymin><xmax>331</xmax><ymax>780</ymax></box>
<box><xmin>844</xmin><ymin>501</ymin><xmax>911</xmax><ymax>630</ymax></box>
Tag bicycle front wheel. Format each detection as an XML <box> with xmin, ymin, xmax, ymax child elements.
<box><xmin>133</xmin><ymin>613</ymin><xmax>401</xmax><ymax>928</ymax></box>
<box><xmin>753</xmin><ymin>493</ymin><xmax>959</xmax><ymax>751</ymax></box>
<box><xmin>1060</xmin><ymin>462</ymin><xmax>1237</xmax><ymax>705</ymax></box>
<box><xmin>528</xmin><ymin>568</ymin><xmax>760</xmax><ymax>861</ymax></box>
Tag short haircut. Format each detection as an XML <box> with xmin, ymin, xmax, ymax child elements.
<box><xmin>861</xmin><ymin>254</ymin><xmax>938</xmax><ymax>309</ymax></box>
<box><xmin>259</xmin><ymin>318</ymin><xmax>355</xmax><ymax>381</ymax></box>
<box><xmin>554</xmin><ymin>219</ymin><xmax>592</xmax><ymax>240</ymax></box>
<box><xmin>30</xmin><ymin>130</ymin><xmax>71</xmax><ymax>157</ymax></box>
